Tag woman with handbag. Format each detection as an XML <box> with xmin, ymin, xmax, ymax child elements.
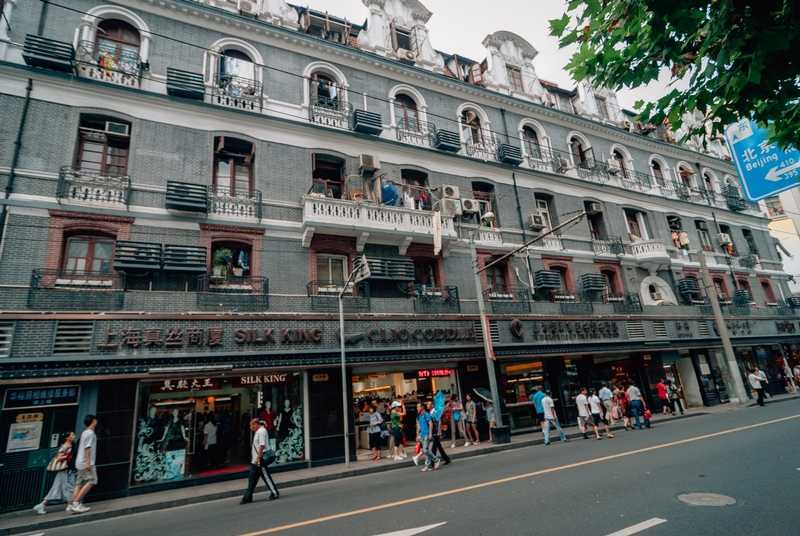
<box><xmin>447</xmin><ymin>394</ymin><xmax>467</xmax><ymax>448</ymax></box>
<box><xmin>33</xmin><ymin>431</ymin><xmax>76</xmax><ymax>514</ymax></box>
<box><xmin>666</xmin><ymin>380</ymin><xmax>684</xmax><ymax>415</ymax></box>
<box><xmin>367</xmin><ymin>405</ymin><xmax>384</xmax><ymax>460</ymax></box>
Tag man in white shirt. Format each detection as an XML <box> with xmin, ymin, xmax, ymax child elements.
<box><xmin>588</xmin><ymin>389</ymin><xmax>613</xmax><ymax>439</ymax></box>
<box><xmin>748</xmin><ymin>368</ymin><xmax>767</xmax><ymax>406</ymax></box>
<box><xmin>598</xmin><ymin>382</ymin><xmax>615</xmax><ymax>425</ymax></box>
<box><xmin>755</xmin><ymin>367</ymin><xmax>772</xmax><ymax>398</ymax></box>
<box><xmin>241</xmin><ymin>419</ymin><xmax>279</xmax><ymax>504</ymax></box>
<box><xmin>542</xmin><ymin>390</ymin><xmax>568</xmax><ymax>445</ymax></box>
<box><xmin>69</xmin><ymin>414</ymin><xmax>98</xmax><ymax>514</ymax></box>
<box><xmin>627</xmin><ymin>383</ymin><xmax>649</xmax><ymax>429</ymax></box>
<box><xmin>575</xmin><ymin>387</ymin><xmax>595</xmax><ymax>439</ymax></box>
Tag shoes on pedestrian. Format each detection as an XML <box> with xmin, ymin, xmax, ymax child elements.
<box><xmin>412</xmin><ymin>455</ymin><xmax>419</xmax><ymax>466</ymax></box>
<box><xmin>582</xmin><ymin>434</ymin><xmax>589</xmax><ymax>439</ymax></box>
<box><xmin>562</xmin><ymin>439</ymin><xmax>569</xmax><ymax>443</ymax></box>
<box><xmin>70</xmin><ymin>503</ymin><xmax>89</xmax><ymax>514</ymax></box>
<box><xmin>607</xmin><ymin>434</ymin><xmax>614</xmax><ymax>439</ymax></box>
<box><xmin>464</xmin><ymin>441</ymin><xmax>471</xmax><ymax>447</ymax></box>
<box><xmin>474</xmin><ymin>440</ymin><xmax>481</xmax><ymax>445</ymax></box>
<box><xmin>488</xmin><ymin>439</ymin><xmax>493</xmax><ymax>443</ymax></box>
<box><xmin>596</xmin><ymin>436</ymin><xmax>602</xmax><ymax>440</ymax></box>
<box><xmin>421</xmin><ymin>467</ymin><xmax>431</xmax><ymax>472</ymax></box>
<box><xmin>444</xmin><ymin>459</ymin><xmax>451</xmax><ymax>465</ymax></box>
<box><xmin>450</xmin><ymin>443</ymin><xmax>456</xmax><ymax>449</ymax></box>
<box><xmin>680</xmin><ymin>412</ymin><xmax>685</xmax><ymax>415</ymax></box>
<box><xmin>267</xmin><ymin>493</ymin><xmax>280</xmax><ymax>501</ymax></box>
<box><xmin>544</xmin><ymin>441</ymin><xmax>550</xmax><ymax>445</ymax></box>
<box><xmin>239</xmin><ymin>498</ymin><xmax>253</xmax><ymax>505</ymax></box>
<box><xmin>433</xmin><ymin>459</ymin><xmax>441</xmax><ymax>469</ymax></box>
<box><xmin>33</xmin><ymin>503</ymin><xmax>46</xmax><ymax>515</ymax></box>
<box><xmin>394</xmin><ymin>455</ymin><xmax>402</xmax><ymax>461</ymax></box>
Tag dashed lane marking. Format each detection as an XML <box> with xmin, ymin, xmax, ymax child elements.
<box><xmin>605</xmin><ymin>518</ymin><xmax>668</xmax><ymax>536</ymax></box>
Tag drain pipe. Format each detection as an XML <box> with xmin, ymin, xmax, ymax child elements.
<box><xmin>0</xmin><ymin>78</ymin><xmax>33</xmax><ymax>262</ymax></box>
<box><xmin>38</xmin><ymin>0</ymin><xmax>50</xmax><ymax>35</ymax></box>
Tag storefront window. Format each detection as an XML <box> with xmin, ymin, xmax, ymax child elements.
<box><xmin>132</xmin><ymin>372</ymin><xmax>304</xmax><ymax>486</ymax></box>
<box><xmin>500</xmin><ymin>361</ymin><xmax>543</xmax><ymax>434</ymax></box>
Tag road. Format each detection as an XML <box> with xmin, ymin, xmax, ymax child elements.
<box><xmin>35</xmin><ymin>401</ymin><xmax>800</xmax><ymax>536</ymax></box>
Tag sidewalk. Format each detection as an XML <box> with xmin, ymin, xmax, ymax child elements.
<box><xmin>1</xmin><ymin>394</ymin><xmax>797</xmax><ymax>536</ymax></box>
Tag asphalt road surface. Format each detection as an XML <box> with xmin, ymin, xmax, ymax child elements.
<box><xmin>36</xmin><ymin>400</ymin><xmax>800</xmax><ymax>536</ymax></box>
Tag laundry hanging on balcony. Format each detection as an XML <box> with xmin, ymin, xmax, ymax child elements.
<box><xmin>238</xmin><ymin>251</ymin><xmax>249</xmax><ymax>272</ymax></box>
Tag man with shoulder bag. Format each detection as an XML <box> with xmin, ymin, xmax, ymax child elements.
<box><xmin>241</xmin><ymin>419</ymin><xmax>279</xmax><ymax>504</ymax></box>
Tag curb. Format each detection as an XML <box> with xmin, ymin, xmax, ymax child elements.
<box><xmin>0</xmin><ymin>411</ymin><xmax>709</xmax><ymax>536</ymax></box>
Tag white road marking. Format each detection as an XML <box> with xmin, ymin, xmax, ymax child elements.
<box><xmin>605</xmin><ymin>518</ymin><xmax>667</xmax><ymax>536</ymax></box>
<box><xmin>372</xmin><ymin>522</ymin><xmax>446</xmax><ymax>536</ymax></box>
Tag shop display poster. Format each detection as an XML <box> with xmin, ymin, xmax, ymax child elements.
<box><xmin>7</xmin><ymin>421</ymin><xmax>43</xmax><ymax>453</ymax></box>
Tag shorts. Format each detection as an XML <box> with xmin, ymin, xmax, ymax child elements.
<box><xmin>392</xmin><ymin>426</ymin><xmax>404</xmax><ymax>445</ymax></box>
<box><xmin>592</xmin><ymin>413</ymin><xmax>608</xmax><ymax>426</ymax></box>
<box><xmin>578</xmin><ymin>415</ymin><xmax>593</xmax><ymax>428</ymax></box>
<box><xmin>537</xmin><ymin>412</ymin><xmax>545</xmax><ymax>423</ymax></box>
<box><xmin>76</xmin><ymin>466</ymin><xmax>98</xmax><ymax>487</ymax></box>
<box><xmin>369</xmin><ymin>432</ymin><xmax>382</xmax><ymax>450</ymax></box>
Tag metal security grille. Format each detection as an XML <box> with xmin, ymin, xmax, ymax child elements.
<box><xmin>473</xmin><ymin>320</ymin><xmax>500</xmax><ymax>344</ymax></box>
<box><xmin>653</xmin><ymin>320</ymin><xmax>668</xmax><ymax>339</ymax></box>
<box><xmin>698</xmin><ymin>321</ymin><xmax>710</xmax><ymax>337</ymax></box>
<box><xmin>52</xmin><ymin>320</ymin><xmax>94</xmax><ymax>355</ymax></box>
<box><xmin>0</xmin><ymin>321</ymin><xmax>14</xmax><ymax>358</ymax></box>
<box><xmin>626</xmin><ymin>321</ymin><xmax>645</xmax><ymax>339</ymax></box>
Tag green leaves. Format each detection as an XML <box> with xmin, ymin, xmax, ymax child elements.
<box><xmin>549</xmin><ymin>14</ymin><xmax>570</xmax><ymax>37</ymax></box>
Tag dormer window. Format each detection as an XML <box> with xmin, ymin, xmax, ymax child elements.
<box><xmin>595</xmin><ymin>96</ymin><xmax>609</xmax><ymax>121</ymax></box>
<box><xmin>391</xmin><ymin>22</ymin><xmax>413</xmax><ymax>51</ymax></box>
<box><xmin>507</xmin><ymin>67</ymin><xmax>524</xmax><ymax>92</ymax></box>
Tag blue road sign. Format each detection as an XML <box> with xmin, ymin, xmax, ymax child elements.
<box><xmin>724</xmin><ymin>119</ymin><xmax>800</xmax><ymax>202</ymax></box>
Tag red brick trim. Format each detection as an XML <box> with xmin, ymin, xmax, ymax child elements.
<box><xmin>405</xmin><ymin>243</ymin><xmax>446</xmax><ymax>286</ymax></box>
<box><xmin>309</xmin><ymin>235</ymin><xmax>357</xmax><ymax>280</ymax></box>
<box><xmin>541</xmin><ymin>256</ymin><xmax>575</xmax><ymax>291</ymax></box>
<box><xmin>756</xmin><ymin>274</ymin><xmax>775</xmax><ymax>302</ymax></box>
<box><xmin>476</xmin><ymin>250</ymin><xmax>514</xmax><ymax>292</ymax></box>
<box><xmin>593</xmin><ymin>259</ymin><xmax>623</xmax><ymax>293</ymax></box>
<box><xmin>199</xmin><ymin>223</ymin><xmax>265</xmax><ymax>277</ymax></box>
<box><xmin>45</xmin><ymin>210</ymin><xmax>134</xmax><ymax>271</ymax></box>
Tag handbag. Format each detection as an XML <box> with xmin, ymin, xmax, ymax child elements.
<box><xmin>259</xmin><ymin>448</ymin><xmax>276</xmax><ymax>466</ymax></box>
<box><xmin>644</xmin><ymin>409</ymin><xmax>652</xmax><ymax>420</ymax></box>
<box><xmin>453</xmin><ymin>411</ymin><xmax>461</xmax><ymax>422</ymax></box>
<box><xmin>611</xmin><ymin>406</ymin><xmax>621</xmax><ymax>420</ymax></box>
<box><xmin>47</xmin><ymin>456</ymin><xmax>68</xmax><ymax>472</ymax></box>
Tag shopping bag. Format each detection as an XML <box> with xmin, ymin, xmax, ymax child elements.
<box><xmin>414</xmin><ymin>442</ymin><xmax>422</xmax><ymax>455</ymax></box>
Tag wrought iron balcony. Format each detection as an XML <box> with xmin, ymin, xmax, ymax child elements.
<box><xmin>57</xmin><ymin>166</ymin><xmax>131</xmax><ymax>207</ymax></box>
<box><xmin>213</xmin><ymin>72</ymin><xmax>262</xmax><ymax>111</ymax></box>
<box><xmin>674</xmin><ymin>183</ymin><xmax>728</xmax><ymax>208</ymax></box>
<box><xmin>728</xmin><ymin>297</ymin><xmax>750</xmax><ymax>316</ymax></box>
<box><xmin>412</xmin><ymin>285</ymin><xmax>460</xmax><ymax>312</ymax></box>
<box><xmin>396</xmin><ymin>118</ymin><xmax>436</xmax><ymax>148</ymax></box>
<box><xmin>465</xmin><ymin>138</ymin><xmax>498</xmax><ymax>161</ymax></box>
<box><xmin>483</xmin><ymin>286</ymin><xmax>530</xmax><ymax>314</ymax></box>
<box><xmin>776</xmin><ymin>303</ymin><xmax>795</xmax><ymax>316</ymax></box>
<box><xmin>551</xmin><ymin>290</ymin><xmax>593</xmax><ymax>314</ymax></box>
<box><xmin>526</xmin><ymin>147</ymin><xmax>568</xmax><ymax>174</ymax></box>
<box><xmin>75</xmin><ymin>40</ymin><xmax>141</xmax><ymax>87</ymax></box>
<box><xmin>604</xmin><ymin>292</ymin><xmax>643</xmax><ymax>314</ymax></box>
<box><xmin>309</xmin><ymin>95</ymin><xmax>353</xmax><ymax>130</ymax></box>
<box><xmin>208</xmin><ymin>185</ymin><xmax>262</xmax><ymax>220</ymax></box>
<box><xmin>197</xmin><ymin>274</ymin><xmax>268</xmax><ymax>312</ymax></box>
<box><xmin>592</xmin><ymin>235</ymin><xmax>624</xmax><ymax>256</ymax></box>
<box><xmin>619</xmin><ymin>170</ymin><xmax>653</xmax><ymax>193</ymax></box>
<box><xmin>28</xmin><ymin>269</ymin><xmax>125</xmax><ymax>311</ymax></box>
<box><xmin>307</xmin><ymin>280</ymin><xmax>370</xmax><ymax>311</ymax></box>
<box><xmin>576</xmin><ymin>158</ymin><xmax>611</xmax><ymax>184</ymax></box>
<box><xmin>727</xmin><ymin>254</ymin><xmax>758</xmax><ymax>269</ymax></box>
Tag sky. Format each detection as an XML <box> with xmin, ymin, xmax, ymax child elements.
<box><xmin>303</xmin><ymin>0</ymin><xmax>680</xmax><ymax>111</ymax></box>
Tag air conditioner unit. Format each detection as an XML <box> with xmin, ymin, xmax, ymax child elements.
<box><xmin>650</xmin><ymin>292</ymin><xmax>663</xmax><ymax>300</ymax></box>
<box><xmin>606</xmin><ymin>159</ymin><xmax>621</xmax><ymax>174</ymax></box>
<box><xmin>358</xmin><ymin>154</ymin><xmax>381</xmax><ymax>171</ymax></box>
<box><xmin>238</xmin><ymin>0</ymin><xmax>257</xmax><ymax>15</ymax></box>
<box><xmin>717</xmin><ymin>233</ymin><xmax>732</xmax><ymax>246</ymax></box>
<box><xmin>541</xmin><ymin>93</ymin><xmax>555</xmax><ymax>107</ymax></box>
<box><xmin>104</xmin><ymin>121</ymin><xmax>130</xmax><ymax>137</ymax></box>
<box><xmin>528</xmin><ymin>213</ymin><xmax>546</xmax><ymax>231</ymax></box>
<box><xmin>441</xmin><ymin>184</ymin><xmax>460</xmax><ymax>199</ymax></box>
<box><xmin>554</xmin><ymin>157</ymin><xmax>570</xmax><ymax>174</ymax></box>
<box><xmin>622</xmin><ymin>119</ymin><xmax>632</xmax><ymax>130</ymax></box>
<box><xmin>697</xmin><ymin>221</ymin><xmax>709</xmax><ymax>231</ymax></box>
<box><xmin>461</xmin><ymin>198</ymin><xmax>480</xmax><ymax>214</ymax></box>
<box><xmin>436</xmin><ymin>198</ymin><xmax>462</xmax><ymax>217</ymax></box>
<box><xmin>396</xmin><ymin>48</ymin><xmax>416</xmax><ymax>65</ymax></box>
<box><xmin>587</xmin><ymin>202</ymin><xmax>603</xmax><ymax>215</ymax></box>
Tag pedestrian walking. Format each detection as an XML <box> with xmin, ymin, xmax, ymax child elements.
<box><xmin>367</xmin><ymin>405</ymin><xmax>384</xmax><ymax>460</ymax></box>
<box><xmin>793</xmin><ymin>363</ymin><xmax>800</xmax><ymax>387</ymax></box>
<box><xmin>588</xmin><ymin>389</ymin><xmax>614</xmax><ymax>439</ymax></box>
<box><xmin>666</xmin><ymin>380</ymin><xmax>684</xmax><ymax>415</ymax></box>
<box><xmin>415</xmin><ymin>402</ymin><xmax>441</xmax><ymax>472</ymax></box>
<box><xmin>33</xmin><ymin>431</ymin><xmax>76</xmax><ymax>514</ymax></box>
<box><xmin>575</xmin><ymin>387</ymin><xmax>599</xmax><ymax>439</ymax></box>
<box><xmin>426</xmin><ymin>401</ymin><xmax>451</xmax><ymax>465</ymax></box>
<box><xmin>390</xmin><ymin>401</ymin><xmax>407</xmax><ymax>461</ymax></box>
<box><xmin>616</xmin><ymin>385</ymin><xmax>633</xmax><ymax>430</ymax></box>
<box><xmin>482</xmin><ymin>400</ymin><xmax>496</xmax><ymax>443</ymax></box>
<box><xmin>598</xmin><ymin>382</ymin><xmax>615</xmax><ymax>425</ymax></box>
<box><xmin>531</xmin><ymin>385</ymin><xmax>547</xmax><ymax>437</ymax></box>
<box><xmin>542</xmin><ymin>390</ymin><xmax>568</xmax><ymax>445</ymax></box>
<box><xmin>656</xmin><ymin>379</ymin><xmax>672</xmax><ymax>415</ymax></box>
<box><xmin>748</xmin><ymin>368</ymin><xmax>768</xmax><ymax>406</ymax></box>
<box><xmin>464</xmin><ymin>393</ymin><xmax>479</xmax><ymax>445</ymax></box>
<box><xmin>755</xmin><ymin>367</ymin><xmax>772</xmax><ymax>398</ymax></box>
<box><xmin>627</xmin><ymin>382</ymin><xmax>650</xmax><ymax>429</ymax></box>
<box><xmin>240</xmin><ymin>419</ymin><xmax>279</xmax><ymax>504</ymax></box>
<box><xmin>68</xmin><ymin>415</ymin><xmax>98</xmax><ymax>514</ymax></box>
<box><xmin>448</xmin><ymin>394</ymin><xmax>467</xmax><ymax>448</ymax></box>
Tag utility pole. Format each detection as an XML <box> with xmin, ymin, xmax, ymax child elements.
<box><xmin>697</xmin><ymin>249</ymin><xmax>749</xmax><ymax>403</ymax></box>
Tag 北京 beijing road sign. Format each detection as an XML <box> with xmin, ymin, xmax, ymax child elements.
<box><xmin>725</xmin><ymin>119</ymin><xmax>800</xmax><ymax>202</ymax></box>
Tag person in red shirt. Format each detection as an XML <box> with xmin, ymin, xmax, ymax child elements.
<box><xmin>656</xmin><ymin>379</ymin><xmax>672</xmax><ymax>415</ymax></box>
<box><xmin>258</xmin><ymin>401</ymin><xmax>278</xmax><ymax>439</ymax></box>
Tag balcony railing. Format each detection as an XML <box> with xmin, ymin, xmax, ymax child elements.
<box><xmin>307</xmin><ymin>280</ymin><xmax>370</xmax><ymax>311</ymax></box>
<box><xmin>527</xmin><ymin>147</ymin><xmax>568</xmax><ymax>174</ymax></box>
<box><xmin>412</xmin><ymin>285</ymin><xmax>460</xmax><ymax>312</ymax></box>
<box><xmin>213</xmin><ymin>72</ymin><xmax>263</xmax><ymax>111</ymax></box>
<box><xmin>473</xmin><ymin>227</ymin><xmax>503</xmax><ymax>247</ymax></box>
<box><xmin>197</xmin><ymin>274</ymin><xmax>268</xmax><ymax>312</ymax></box>
<box><xmin>619</xmin><ymin>170</ymin><xmax>653</xmax><ymax>193</ymax></box>
<box><xmin>484</xmin><ymin>287</ymin><xmax>531</xmax><ymax>314</ymax></box>
<box><xmin>396</xmin><ymin>118</ymin><xmax>436</xmax><ymax>148</ymax></box>
<box><xmin>604</xmin><ymin>292</ymin><xmax>643</xmax><ymax>314</ymax></box>
<box><xmin>728</xmin><ymin>297</ymin><xmax>750</xmax><ymax>316</ymax></box>
<box><xmin>465</xmin><ymin>138</ymin><xmax>498</xmax><ymax>161</ymax></box>
<box><xmin>551</xmin><ymin>289</ymin><xmax>594</xmax><ymax>314</ymax></box>
<box><xmin>208</xmin><ymin>185</ymin><xmax>262</xmax><ymax>220</ymax></box>
<box><xmin>540</xmin><ymin>235</ymin><xmax>563</xmax><ymax>251</ymax></box>
<box><xmin>576</xmin><ymin>158</ymin><xmax>611</xmax><ymax>184</ymax></box>
<box><xmin>674</xmin><ymin>183</ymin><xmax>728</xmax><ymax>208</ymax></box>
<box><xmin>75</xmin><ymin>40</ymin><xmax>141</xmax><ymax>87</ymax></box>
<box><xmin>57</xmin><ymin>166</ymin><xmax>131</xmax><ymax>207</ymax></box>
<box><xmin>28</xmin><ymin>269</ymin><xmax>125</xmax><ymax>310</ymax></box>
<box><xmin>727</xmin><ymin>255</ymin><xmax>758</xmax><ymax>269</ymax></box>
<box><xmin>309</xmin><ymin>95</ymin><xmax>353</xmax><ymax>130</ymax></box>
<box><xmin>592</xmin><ymin>235</ymin><xmax>624</xmax><ymax>256</ymax></box>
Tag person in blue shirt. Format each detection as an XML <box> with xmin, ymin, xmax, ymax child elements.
<box><xmin>531</xmin><ymin>386</ymin><xmax>547</xmax><ymax>438</ymax></box>
<box><xmin>415</xmin><ymin>402</ymin><xmax>440</xmax><ymax>472</ymax></box>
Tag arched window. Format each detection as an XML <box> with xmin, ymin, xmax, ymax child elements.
<box><xmin>486</xmin><ymin>261</ymin><xmax>508</xmax><ymax>293</ymax></box>
<box><xmin>678</xmin><ymin>165</ymin><xmax>694</xmax><ymax>187</ymax></box>
<box><xmin>703</xmin><ymin>173</ymin><xmax>715</xmax><ymax>192</ymax></box>
<box><xmin>651</xmin><ymin>160</ymin><xmax>665</xmax><ymax>186</ymax></box>
<box><xmin>601</xmin><ymin>269</ymin><xmax>619</xmax><ymax>293</ymax></box>
<box><xmin>522</xmin><ymin>126</ymin><xmax>541</xmax><ymax>158</ymax></box>
<box><xmin>569</xmin><ymin>137</ymin><xmax>593</xmax><ymax>165</ymax></box>
<box><xmin>394</xmin><ymin>94</ymin><xmax>419</xmax><ymax>130</ymax></box>
<box><xmin>613</xmin><ymin>150</ymin><xmax>629</xmax><ymax>178</ymax></box>
<box><xmin>462</xmin><ymin>110</ymin><xmax>483</xmax><ymax>144</ymax></box>
<box><xmin>310</xmin><ymin>73</ymin><xmax>340</xmax><ymax>108</ymax></box>
<box><xmin>761</xmin><ymin>281</ymin><xmax>776</xmax><ymax>302</ymax></box>
<box><xmin>63</xmin><ymin>233</ymin><xmax>115</xmax><ymax>275</ymax></box>
<box><xmin>214</xmin><ymin>136</ymin><xmax>253</xmax><ymax>194</ymax></box>
<box><xmin>95</xmin><ymin>20</ymin><xmax>141</xmax><ymax>72</ymax></box>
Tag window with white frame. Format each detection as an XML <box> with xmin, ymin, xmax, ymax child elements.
<box><xmin>316</xmin><ymin>254</ymin><xmax>347</xmax><ymax>283</ymax></box>
<box><xmin>535</xmin><ymin>198</ymin><xmax>553</xmax><ymax>231</ymax></box>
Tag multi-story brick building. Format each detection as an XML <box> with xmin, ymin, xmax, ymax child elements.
<box><xmin>1</xmin><ymin>0</ymin><xmax>797</xmax><ymax>509</ymax></box>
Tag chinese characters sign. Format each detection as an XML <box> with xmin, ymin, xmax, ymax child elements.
<box><xmin>725</xmin><ymin>119</ymin><xmax>800</xmax><ymax>201</ymax></box>
<box><xmin>150</xmin><ymin>378</ymin><xmax>222</xmax><ymax>393</ymax></box>
<box><xmin>99</xmin><ymin>327</ymin><xmax>223</xmax><ymax>349</ymax></box>
<box><xmin>4</xmin><ymin>385</ymin><xmax>80</xmax><ymax>410</ymax></box>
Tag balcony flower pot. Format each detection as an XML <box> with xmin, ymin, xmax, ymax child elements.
<box><xmin>213</xmin><ymin>247</ymin><xmax>233</xmax><ymax>278</ymax></box>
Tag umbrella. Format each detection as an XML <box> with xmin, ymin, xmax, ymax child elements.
<box><xmin>473</xmin><ymin>387</ymin><xmax>493</xmax><ymax>403</ymax></box>
<box><xmin>433</xmin><ymin>390</ymin><xmax>445</xmax><ymax>421</ymax></box>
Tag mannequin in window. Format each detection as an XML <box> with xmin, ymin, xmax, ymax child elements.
<box><xmin>160</xmin><ymin>409</ymin><xmax>189</xmax><ymax>451</ymax></box>
<box><xmin>142</xmin><ymin>406</ymin><xmax>164</xmax><ymax>446</ymax></box>
<box><xmin>276</xmin><ymin>399</ymin><xmax>294</xmax><ymax>443</ymax></box>
<box><xmin>258</xmin><ymin>400</ymin><xmax>278</xmax><ymax>440</ymax></box>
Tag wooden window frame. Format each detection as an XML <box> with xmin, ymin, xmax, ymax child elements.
<box><xmin>522</xmin><ymin>127</ymin><xmax>540</xmax><ymax>158</ymax></box>
<box><xmin>652</xmin><ymin>161</ymin><xmax>665</xmax><ymax>186</ymax></box>
<box><xmin>76</xmin><ymin>129</ymin><xmax>130</xmax><ymax>176</ymax></box>
<box><xmin>595</xmin><ymin>96</ymin><xmax>609</xmax><ymax>121</ymax></box>
<box><xmin>62</xmin><ymin>234</ymin><xmax>115</xmax><ymax>275</ymax></box>
<box><xmin>311</xmin><ymin>153</ymin><xmax>347</xmax><ymax>199</ymax></box>
<box><xmin>394</xmin><ymin>94</ymin><xmax>419</xmax><ymax>129</ymax></box>
<box><xmin>213</xmin><ymin>137</ymin><xmax>254</xmax><ymax>194</ymax></box>
<box><xmin>507</xmin><ymin>67</ymin><xmax>524</xmax><ymax>92</ymax></box>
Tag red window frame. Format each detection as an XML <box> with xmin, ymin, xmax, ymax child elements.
<box><xmin>62</xmin><ymin>235</ymin><xmax>115</xmax><ymax>275</ymax></box>
<box><xmin>394</xmin><ymin>94</ymin><xmax>419</xmax><ymax>129</ymax></box>
<box><xmin>507</xmin><ymin>67</ymin><xmax>524</xmax><ymax>92</ymax></box>
<box><xmin>522</xmin><ymin>127</ymin><xmax>540</xmax><ymax>158</ymax></box>
<box><xmin>76</xmin><ymin>130</ymin><xmax>129</xmax><ymax>176</ymax></box>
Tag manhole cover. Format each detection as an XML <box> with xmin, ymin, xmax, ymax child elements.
<box><xmin>678</xmin><ymin>493</ymin><xmax>736</xmax><ymax>507</ymax></box>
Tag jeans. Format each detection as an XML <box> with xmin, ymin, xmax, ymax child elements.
<box><xmin>543</xmin><ymin>419</ymin><xmax>566</xmax><ymax>444</ymax></box>
<box><xmin>631</xmin><ymin>400</ymin><xmax>646</xmax><ymax>428</ymax></box>
<box><xmin>242</xmin><ymin>463</ymin><xmax>278</xmax><ymax>502</ymax></box>
<box><xmin>419</xmin><ymin>437</ymin><xmax>439</xmax><ymax>468</ymax></box>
